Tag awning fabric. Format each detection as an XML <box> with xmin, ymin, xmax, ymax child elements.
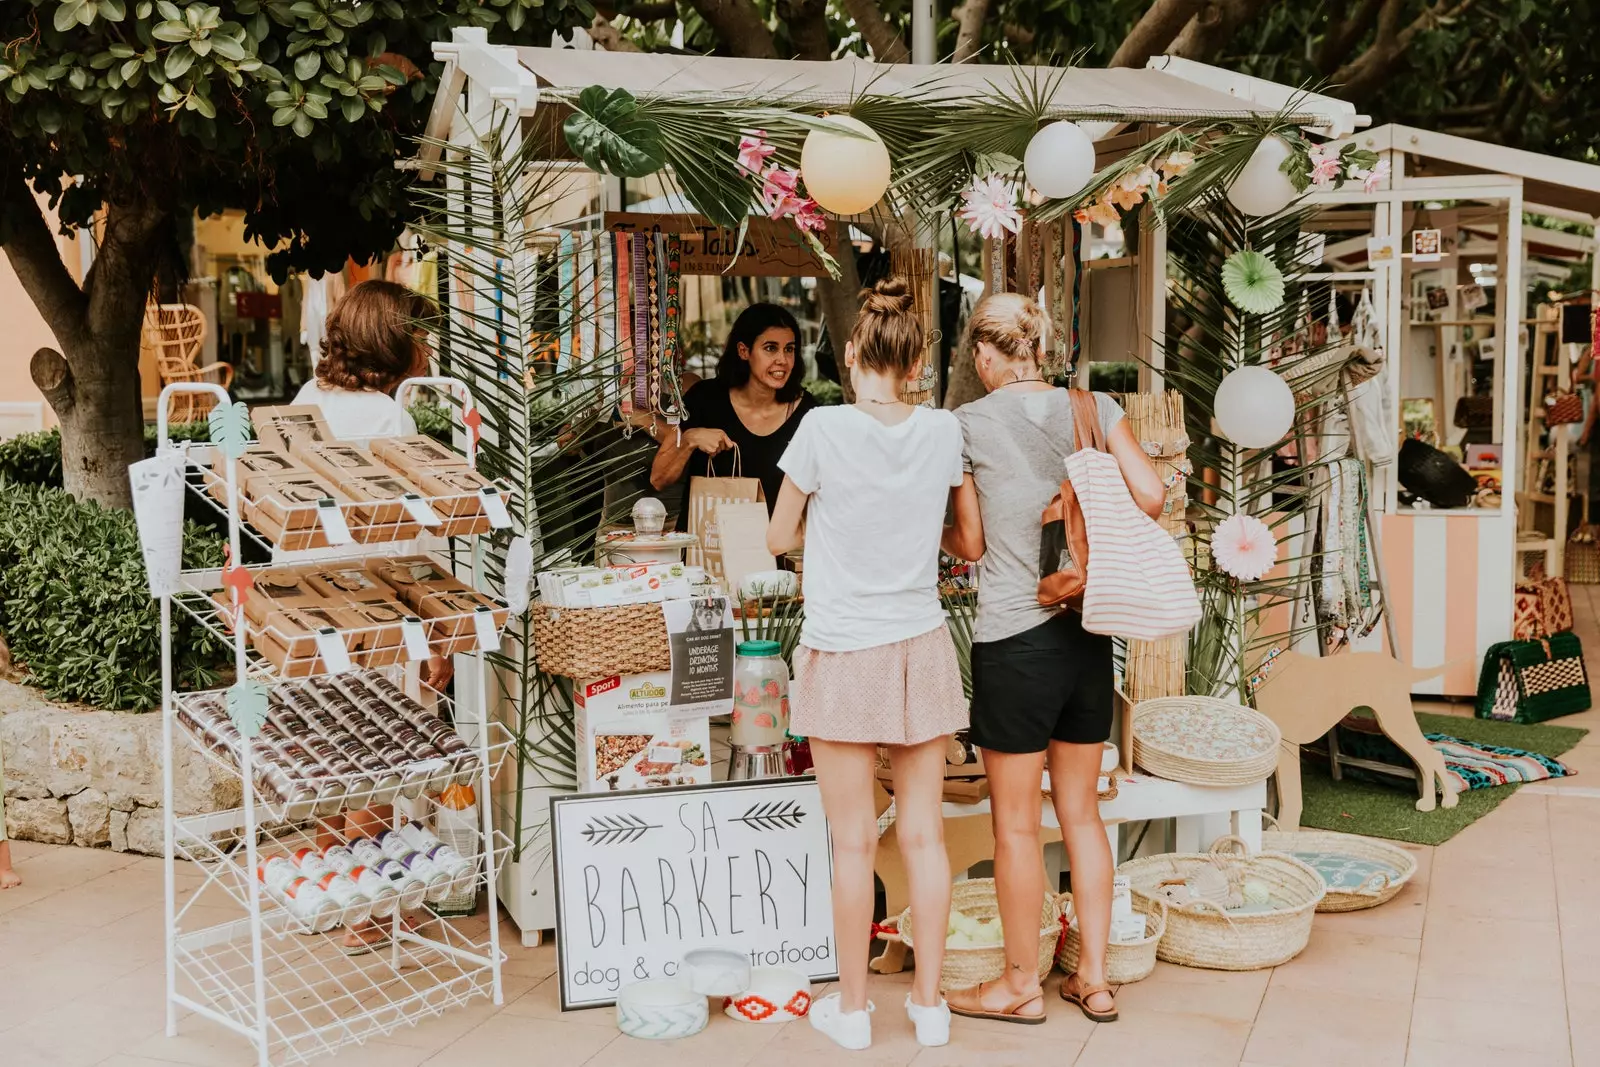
<box><xmin>510</xmin><ymin>47</ymin><xmax>1338</xmax><ymax>127</ymax></box>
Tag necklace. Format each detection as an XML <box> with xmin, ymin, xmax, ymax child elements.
<box><xmin>997</xmin><ymin>374</ymin><xmax>1046</xmax><ymax>388</ymax></box>
<box><xmin>859</xmin><ymin>397</ymin><xmax>906</xmax><ymax>406</ymax></box>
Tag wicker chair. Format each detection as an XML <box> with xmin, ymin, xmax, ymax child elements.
<box><xmin>146</xmin><ymin>303</ymin><xmax>231</xmax><ymax>423</ymax></box>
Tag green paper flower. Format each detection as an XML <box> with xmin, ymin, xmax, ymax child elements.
<box><xmin>1222</xmin><ymin>250</ymin><xmax>1286</xmax><ymax>315</ymax></box>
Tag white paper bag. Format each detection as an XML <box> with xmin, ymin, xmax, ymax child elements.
<box><xmin>128</xmin><ymin>451</ymin><xmax>187</xmax><ymax>597</ymax></box>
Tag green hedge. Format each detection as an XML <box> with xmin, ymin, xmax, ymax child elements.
<box><xmin>0</xmin><ymin>483</ymin><xmax>230</xmax><ymax>710</ymax></box>
<box><xmin>0</xmin><ymin>423</ymin><xmax>211</xmax><ymax>490</ymax></box>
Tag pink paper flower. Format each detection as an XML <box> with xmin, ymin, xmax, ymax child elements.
<box><xmin>1211</xmin><ymin>513</ymin><xmax>1278</xmax><ymax>583</ymax></box>
<box><xmin>1308</xmin><ymin>146</ymin><xmax>1341</xmax><ymax>188</ymax></box>
<box><xmin>1361</xmin><ymin>158</ymin><xmax>1391</xmax><ymax>194</ymax></box>
<box><xmin>737</xmin><ymin>131</ymin><xmax>776</xmax><ymax>176</ymax></box>
<box><xmin>762</xmin><ymin>165</ymin><xmax>805</xmax><ymax>220</ymax></box>
<box><xmin>793</xmin><ymin>199</ymin><xmax>828</xmax><ymax>233</ymax></box>
<box><xmin>957</xmin><ymin>174</ymin><xmax>1022</xmax><ymax>240</ymax></box>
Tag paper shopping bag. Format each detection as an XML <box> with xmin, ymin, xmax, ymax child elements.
<box><xmin>687</xmin><ymin>448</ymin><xmax>763</xmax><ymax>578</ymax></box>
<box><xmin>714</xmin><ymin>501</ymin><xmax>775</xmax><ymax>598</ymax></box>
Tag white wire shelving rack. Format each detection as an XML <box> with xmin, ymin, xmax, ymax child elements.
<box><xmin>158</xmin><ymin>379</ymin><xmax>513</xmax><ymax>1067</ymax></box>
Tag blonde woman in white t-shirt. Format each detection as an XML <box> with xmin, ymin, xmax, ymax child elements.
<box><xmin>767</xmin><ymin>278</ymin><xmax>966</xmax><ymax>1052</ymax></box>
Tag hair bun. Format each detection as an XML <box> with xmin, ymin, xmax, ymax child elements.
<box><xmin>861</xmin><ymin>276</ymin><xmax>914</xmax><ymax>316</ymax></box>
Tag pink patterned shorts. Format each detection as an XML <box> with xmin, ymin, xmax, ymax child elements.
<box><xmin>790</xmin><ymin>624</ymin><xmax>969</xmax><ymax>746</ymax></box>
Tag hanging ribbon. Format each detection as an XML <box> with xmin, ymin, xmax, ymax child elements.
<box><xmin>1070</xmin><ymin>223</ymin><xmax>1084</xmax><ymax>367</ymax></box>
<box><xmin>615</xmin><ymin>231</ymin><xmax>635</xmax><ymax>418</ymax></box>
<box><xmin>631</xmin><ymin>233</ymin><xmax>651</xmax><ymax>414</ymax></box>
<box><xmin>660</xmin><ymin>234</ymin><xmax>684</xmax><ymax>418</ymax></box>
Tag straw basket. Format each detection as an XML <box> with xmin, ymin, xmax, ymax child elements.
<box><xmin>1568</xmin><ymin>528</ymin><xmax>1600</xmax><ymax>584</ymax></box>
<box><xmin>875</xmin><ymin>879</ymin><xmax>1061</xmax><ymax>992</ymax></box>
<box><xmin>1131</xmin><ymin>696</ymin><xmax>1280</xmax><ymax>787</ymax></box>
<box><xmin>1119</xmin><ymin>837</ymin><xmax>1324</xmax><ymax>971</ymax></box>
<box><xmin>530</xmin><ymin>602</ymin><xmax>670</xmax><ymax>678</ymax></box>
<box><xmin>1260</xmin><ymin>818</ymin><xmax>1418</xmax><ymax>913</ymax></box>
<box><xmin>1055</xmin><ymin>892</ymin><xmax>1166</xmax><ymax>985</ymax></box>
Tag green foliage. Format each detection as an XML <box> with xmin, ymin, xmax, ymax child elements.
<box><xmin>562</xmin><ymin>86</ymin><xmax>666</xmax><ymax>179</ymax></box>
<box><xmin>0</xmin><ymin>0</ymin><xmax>589</xmax><ymax>277</ymax></box>
<box><xmin>409</xmin><ymin>400</ymin><xmax>453</xmax><ymax>443</ymax></box>
<box><xmin>801</xmin><ymin>378</ymin><xmax>843</xmax><ymax>406</ymax></box>
<box><xmin>0</xmin><ymin>423</ymin><xmax>208</xmax><ymax>488</ymax></box>
<box><xmin>0</xmin><ymin>482</ymin><xmax>229</xmax><ymax>709</ymax></box>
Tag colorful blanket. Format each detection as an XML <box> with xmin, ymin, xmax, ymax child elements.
<box><xmin>1333</xmin><ymin>728</ymin><xmax>1574</xmax><ymax>792</ymax></box>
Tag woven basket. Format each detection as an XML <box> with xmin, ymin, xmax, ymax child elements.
<box><xmin>1055</xmin><ymin>892</ymin><xmax>1166</xmax><ymax>985</ymax></box>
<box><xmin>1131</xmin><ymin>696</ymin><xmax>1281</xmax><ymax>787</ymax></box>
<box><xmin>1568</xmin><ymin>528</ymin><xmax>1600</xmax><ymax>585</ymax></box>
<box><xmin>1119</xmin><ymin>837</ymin><xmax>1324</xmax><ymax>971</ymax></box>
<box><xmin>530</xmin><ymin>602</ymin><xmax>670</xmax><ymax>678</ymax></box>
<box><xmin>1259</xmin><ymin>819</ymin><xmax>1418</xmax><ymax>913</ymax></box>
<box><xmin>876</xmin><ymin>879</ymin><xmax>1061</xmax><ymax>992</ymax></box>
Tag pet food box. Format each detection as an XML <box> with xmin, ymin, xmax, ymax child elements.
<box><xmin>574</xmin><ymin>673</ymin><xmax>711</xmax><ymax>793</ymax></box>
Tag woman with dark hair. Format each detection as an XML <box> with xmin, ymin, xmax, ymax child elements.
<box><xmin>649</xmin><ymin>302</ymin><xmax>816</xmax><ymax>519</ymax></box>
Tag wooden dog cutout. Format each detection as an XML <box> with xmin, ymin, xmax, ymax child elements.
<box><xmin>1253</xmin><ymin>650</ymin><xmax>1459</xmax><ymax>829</ymax></box>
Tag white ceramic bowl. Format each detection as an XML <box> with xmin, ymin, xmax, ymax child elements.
<box><xmin>681</xmin><ymin>947</ymin><xmax>752</xmax><ymax>998</ymax></box>
<box><xmin>1102</xmin><ymin>742</ymin><xmax>1120</xmax><ymax>774</ymax></box>
<box><xmin>615</xmin><ymin>979</ymin><xmax>708</xmax><ymax>1041</ymax></box>
<box><xmin>723</xmin><ymin>967</ymin><xmax>813</xmax><ymax>1024</ymax></box>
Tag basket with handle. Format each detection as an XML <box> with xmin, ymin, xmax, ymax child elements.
<box><xmin>1118</xmin><ymin>836</ymin><xmax>1323</xmax><ymax>971</ymax></box>
<box><xmin>1054</xmin><ymin>891</ymin><xmax>1166</xmax><ymax>985</ymax></box>
<box><xmin>1258</xmin><ymin>814</ymin><xmax>1418</xmax><ymax>913</ymax></box>
<box><xmin>875</xmin><ymin>878</ymin><xmax>1062</xmax><ymax>992</ymax></box>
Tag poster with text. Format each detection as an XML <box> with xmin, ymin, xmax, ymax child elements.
<box><xmin>549</xmin><ymin>778</ymin><xmax>835</xmax><ymax>1009</ymax></box>
<box><xmin>661</xmin><ymin>595</ymin><xmax>735</xmax><ymax>713</ymax></box>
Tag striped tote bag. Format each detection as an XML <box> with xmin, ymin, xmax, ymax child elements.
<box><xmin>1066</xmin><ymin>445</ymin><xmax>1201</xmax><ymax>640</ymax></box>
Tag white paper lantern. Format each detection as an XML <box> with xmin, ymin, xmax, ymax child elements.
<box><xmin>1024</xmin><ymin>121</ymin><xmax>1097</xmax><ymax>200</ymax></box>
<box><xmin>1214</xmin><ymin>366</ymin><xmax>1295</xmax><ymax>448</ymax></box>
<box><xmin>1226</xmin><ymin>136</ymin><xmax>1299</xmax><ymax>218</ymax></box>
<box><xmin>801</xmin><ymin>115</ymin><xmax>890</xmax><ymax>216</ymax></box>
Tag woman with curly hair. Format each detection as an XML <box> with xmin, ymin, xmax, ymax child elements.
<box><xmin>293</xmin><ymin>278</ymin><xmax>435</xmax><ymax>440</ymax></box>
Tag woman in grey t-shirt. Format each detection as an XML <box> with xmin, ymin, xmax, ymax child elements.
<box><xmin>942</xmin><ymin>294</ymin><xmax>1163</xmax><ymax>1027</ymax></box>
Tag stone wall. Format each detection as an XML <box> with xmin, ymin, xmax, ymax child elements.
<box><xmin>1</xmin><ymin>680</ymin><xmax>240</xmax><ymax>855</ymax></box>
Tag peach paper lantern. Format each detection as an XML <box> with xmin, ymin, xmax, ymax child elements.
<box><xmin>800</xmin><ymin>115</ymin><xmax>891</xmax><ymax>216</ymax></box>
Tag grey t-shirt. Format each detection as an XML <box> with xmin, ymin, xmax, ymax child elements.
<box><xmin>955</xmin><ymin>388</ymin><xmax>1125</xmax><ymax>643</ymax></box>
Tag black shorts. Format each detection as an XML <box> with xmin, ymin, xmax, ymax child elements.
<box><xmin>968</xmin><ymin>611</ymin><xmax>1113</xmax><ymax>753</ymax></box>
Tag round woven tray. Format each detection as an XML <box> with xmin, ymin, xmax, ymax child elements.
<box><xmin>530</xmin><ymin>602</ymin><xmax>670</xmax><ymax>678</ymax></box>
<box><xmin>1259</xmin><ymin>819</ymin><xmax>1418</xmax><ymax>912</ymax></box>
<box><xmin>877</xmin><ymin>879</ymin><xmax>1061</xmax><ymax>992</ymax></box>
<box><xmin>1055</xmin><ymin>891</ymin><xmax>1166</xmax><ymax>985</ymax></box>
<box><xmin>1119</xmin><ymin>837</ymin><xmax>1324</xmax><ymax>971</ymax></box>
<box><xmin>1131</xmin><ymin>696</ymin><xmax>1281</xmax><ymax>787</ymax></box>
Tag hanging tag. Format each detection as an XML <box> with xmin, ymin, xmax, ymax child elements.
<box><xmin>313</xmin><ymin>627</ymin><xmax>354</xmax><ymax>674</ymax></box>
<box><xmin>315</xmin><ymin>498</ymin><xmax>354</xmax><ymax>545</ymax></box>
<box><xmin>472</xmin><ymin>606</ymin><xmax>501</xmax><ymax>652</ymax></box>
<box><xmin>400</xmin><ymin>493</ymin><xmax>443</xmax><ymax>528</ymax></box>
<box><xmin>401</xmin><ymin>616</ymin><xmax>431</xmax><ymax>661</ymax></box>
<box><xmin>479</xmin><ymin>487</ymin><xmax>512</xmax><ymax>529</ymax></box>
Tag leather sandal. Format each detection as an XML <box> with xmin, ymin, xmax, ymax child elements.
<box><xmin>946</xmin><ymin>979</ymin><xmax>1046</xmax><ymax>1025</ymax></box>
<box><xmin>1060</xmin><ymin>972</ymin><xmax>1118</xmax><ymax>1023</ymax></box>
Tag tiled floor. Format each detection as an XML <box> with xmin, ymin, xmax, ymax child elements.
<box><xmin>5</xmin><ymin>601</ymin><xmax>1600</xmax><ymax>1066</ymax></box>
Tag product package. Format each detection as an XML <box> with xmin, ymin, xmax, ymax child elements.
<box><xmin>368</xmin><ymin>435</ymin><xmax>469</xmax><ymax>472</ymax></box>
<box><xmin>574</xmin><ymin>673</ymin><xmax>711</xmax><ymax>792</ymax></box>
<box><xmin>368</xmin><ymin>434</ymin><xmax>493</xmax><ymax>536</ymax></box>
<box><xmin>209</xmin><ymin>445</ymin><xmax>306</xmax><ymax>502</ymax></box>
<box><xmin>366</xmin><ymin>556</ymin><xmax>509</xmax><ymax>651</ymax></box>
<box><xmin>293</xmin><ymin>443</ymin><xmax>426</xmax><ymax>536</ymax></box>
<box><xmin>243</xmin><ymin>471</ymin><xmax>348</xmax><ymax>551</ymax></box>
<box><xmin>252</xmin><ymin>406</ymin><xmax>335</xmax><ymax>451</ymax></box>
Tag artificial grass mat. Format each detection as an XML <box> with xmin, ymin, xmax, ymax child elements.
<box><xmin>1297</xmin><ymin>712</ymin><xmax>1588</xmax><ymax>846</ymax></box>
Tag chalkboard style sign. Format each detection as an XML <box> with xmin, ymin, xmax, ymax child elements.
<box><xmin>549</xmin><ymin>778</ymin><xmax>835</xmax><ymax>1010</ymax></box>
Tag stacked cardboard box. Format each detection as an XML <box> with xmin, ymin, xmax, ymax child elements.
<box><xmin>366</xmin><ymin>556</ymin><xmax>509</xmax><ymax>655</ymax></box>
<box><xmin>369</xmin><ymin>435</ymin><xmax>495</xmax><ymax>537</ymax></box>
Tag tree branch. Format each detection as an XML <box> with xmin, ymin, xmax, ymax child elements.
<box><xmin>952</xmin><ymin>0</ymin><xmax>992</xmax><ymax>62</ymax></box>
<box><xmin>1111</xmin><ymin>0</ymin><xmax>1208</xmax><ymax>68</ymax></box>
<box><xmin>29</xmin><ymin>348</ymin><xmax>75</xmax><ymax>416</ymax></box>
<box><xmin>1332</xmin><ymin>0</ymin><xmax>1475</xmax><ymax>102</ymax></box>
<box><xmin>0</xmin><ymin>166</ymin><xmax>89</xmax><ymax>352</ymax></box>
<box><xmin>776</xmin><ymin>0</ymin><xmax>832</xmax><ymax>61</ymax></box>
<box><xmin>1168</xmin><ymin>0</ymin><xmax>1274</xmax><ymax>62</ymax></box>
<box><xmin>591</xmin><ymin>0</ymin><xmax>680</xmax><ymax>19</ymax></box>
<box><xmin>82</xmin><ymin>196</ymin><xmax>165</xmax><ymax>356</ymax></box>
<box><xmin>1315</xmin><ymin>0</ymin><xmax>1384</xmax><ymax>74</ymax></box>
<box><xmin>840</xmin><ymin>0</ymin><xmax>909</xmax><ymax>62</ymax></box>
<box><xmin>685</xmin><ymin>0</ymin><xmax>778</xmax><ymax>58</ymax></box>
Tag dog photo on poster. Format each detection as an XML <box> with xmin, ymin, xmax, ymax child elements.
<box><xmin>662</xmin><ymin>595</ymin><xmax>734</xmax><ymax>711</ymax></box>
<box><xmin>549</xmin><ymin>778</ymin><xmax>836</xmax><ymax>1010</ymax></box>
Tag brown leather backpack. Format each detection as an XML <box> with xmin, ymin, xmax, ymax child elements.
<box><xmin>1037</xmin><ymin>389</ymin><xmax>1107</xmax><ymax>607</ymax></box>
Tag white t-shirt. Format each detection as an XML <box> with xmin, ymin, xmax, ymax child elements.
<box><xmin>779</xmin><ymin>405</ymin><xmax>965</xmax><ymax>653</ymax></box>
<box><xmin>292</xmin><ymin>380</ymin><xmax>417</xmax><ymax>443</ymax></box>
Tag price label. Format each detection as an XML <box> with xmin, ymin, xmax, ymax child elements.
<box><xmin>400</xmin><ymin>493</ymin><xmax>443</xmax><ymax>528</ymax></box>
<box><xmin>400</xmin><ymin>616</ymin><xmax>431</xmax><ymax>661</ymax></box>
<box><xmin>313</xmin><ymin>627</ymin><xmax>354</xmax><ymax>674</ymax></box>
<box><xmin>315</xmin><ymin>498</ymin><xmax>354</xmax><ymax>545</ymax></box>
<box><xmin>479</xmin><ymin>487</ymin><xmax>512</xmax><ymax>529</ymax></box>
<box><xmin>473</xmin><ymin>606</ymin><xmax>501</xmax><ymax>652</ymax></box>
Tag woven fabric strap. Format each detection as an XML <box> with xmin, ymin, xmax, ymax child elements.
<box><xmin>631</xmin><ymin>235</ymin><xmax>651</xmax><ymax>412</ymax></box>
<box><xmin>615</xmin><ymin>232</ymin><xmax>634</xmax><ymax>416</ymax></box>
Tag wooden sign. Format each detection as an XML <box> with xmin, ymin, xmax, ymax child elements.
<box><xmin>603</xmin><ymin>212</ymin><xmax>838</xmax><ymax>277</ymax></box>
<box><xmin>549</xmin><ymin>778</ymin><xmax>836</xmax><ymax>1010</ymax></box>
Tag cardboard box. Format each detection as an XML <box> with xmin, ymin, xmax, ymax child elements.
<box><xmin>408</xmin><ymin>466</ymin><xmax>495</xmax><ymax>536</ymax></box>
<box><xmin>338</xmin><ymin>472</ymin><xmax>427</xmax><ymax>538</ymax></box>
<box><xmin>242</xmin><ymin>470</ymin><xmax>347</xmax><ymax>551</ymax></box>
<box><xmin>418</xmin><ymin>589</ymin><xmax>510</xmax><ymax>655</ymax></box>
<box><xmin>258</xmin><ymin>604</ymin><xmax>364</xmax><ymax>660</ymax></box>
<box><xmin>252</xmin><ymin>405</ymin><xmax>334</xmax><ymax>451</ymax></box>
<box><xmin>293</xmin><ymin>442</ymin><xmax>388</xmax><ymax>482</ymax></box>
<box><xmin>208</xmin><ymin>446</ymin><xmax>305</xmax><ymax>504</ymax></box>
<box><xmin>574</xmin><ymin>673</ymin><xmax>711</xmax><ymax>793</ymax></box>
<box><xmin>366</xmin><ymin>556</ymin><xmax>470</xmax><ymax>611</ymax></box>
<box><xmin>244</xmin><ymin>568</ymin><xmax>327</xmax><ymax>628</ymax></box>
<box><xmin>369</xmin><ymin>434</ymin><xmax>469</xmax><ymax>472</ymax></box>
<box><xmin>252</xmin><ymin>629</ymin><xmax>323</xmax><ymax>678</ymax></box>
<box><xmin>302</xmin><ymin>564</ymin><xmax>394</xmax><ymax>600</ymax></box>
<box><xmin>338</xmin><ymin>592</ymin><xmax>409</xmax><ymax>667</ymax></box>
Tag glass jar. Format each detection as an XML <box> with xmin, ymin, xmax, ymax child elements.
<box><xmin>731</xmin><ymin>640</ymin><xmax>789</xmax><ymax>750</ymax></box>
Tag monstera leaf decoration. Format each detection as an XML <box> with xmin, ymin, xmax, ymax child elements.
<box><xmin>208</xmin><ymin>401</ymin><xmax>253</xmax><ymax>459</ymax></box>
<box><xmin>562</xmin><ymin>86</ymin><xmax>665</xmax><ymax>179</ymax></box>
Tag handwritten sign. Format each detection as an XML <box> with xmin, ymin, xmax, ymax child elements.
<box><xmin>603</xmin><ymin>212</ymin><xmax>839</xmax><ymax>277</ymax></box>
<box><xmin>549</xmin><ymin>778</ymin><xmax>835</xmax><ymax>1010</ymax></box>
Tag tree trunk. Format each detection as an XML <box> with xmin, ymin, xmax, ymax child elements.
<box><xmin>816</xmin><ymin>250</ymin><xmax>863</xmax><ymax>401</ymax></box>
<box><xmin>33</xmin><ymin>341</ymin><xmax>146</xmax><ymax>508</ymax></box>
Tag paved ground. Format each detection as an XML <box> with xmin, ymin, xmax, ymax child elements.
<box><xmin>4</xmin><ymin>599</ymin><xmax>1599</xmax><ymax>1067</ymax></box>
